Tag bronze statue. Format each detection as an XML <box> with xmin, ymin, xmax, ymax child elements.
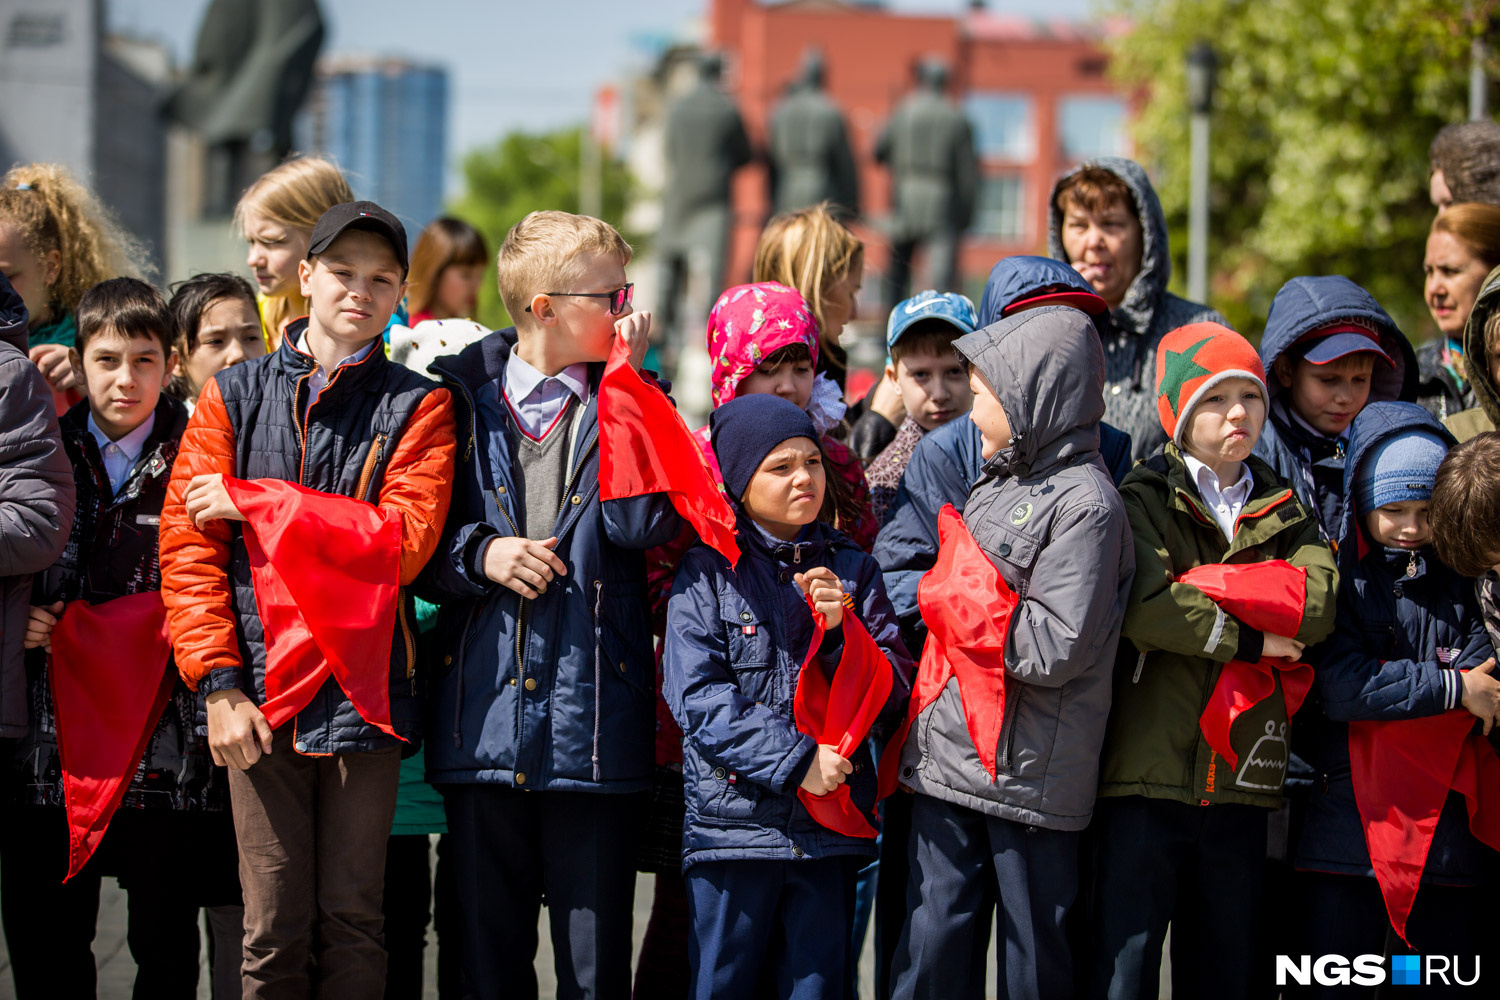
<box><xmin>876</xmin><ymin>59</ymin><xmax>979</xmax><ymax>305</ymax></box>
<box><xmin>767</xmin><ymin>50</ymin><xmax>859</xmax><ymax>219</ymax></box>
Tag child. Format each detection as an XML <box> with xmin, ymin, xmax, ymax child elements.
<box><xmin>4</xmin><ymin>277</ymin><xmax>234</xmax><ymax>998</ymax></box>
<box><xmin>1090</xmin><ymin>323</ymin><xmax>1338</xmax><ymax>1000</ymax></box>
<box><xmin>1296</xmin><ymin>401</ymin><xmax>1498</xmax><ymax>963</ymax></box>
<box><xmin>419</xmin><ymin>210</ymin><xmax>680</xmax><ymax>1000</ymax></box>
<box><xmin>1433</xmin><ymin>430</ymin><xmax>1500</xmax><ymax>653</ymax></box>
<box><xmin>167</xmin><ymin>272</ymin><xmax>265</xmax><ymax>404</ymax></box>
<box><xmin>1447</xmin><ymin>266</ymin><xmax>1500</xmax><ymax>441</ymax></box>
<box><xmin>1256</xmin><ymin>275</ymin><xmax>1418</xmax><ymax>543</ymax></box>
<box><xmin>159</xmin><ymin>201</ymin><xmax>457</xmax><ymax>996</ymax></box>
<box><xmin>664</xmin><ymin>392</ymin><xmax>912</xmax><ymax>1000</ymax></box>
<box><xmin>864</xmin><ymin>290</ymin><xmax>976</xmax><ymax>525</ymax></box>
<box><xmin>234</xmin><ymin>155</ymin><xmax>355</xmax><ymax>349</ymax></box>
<box><xmin>406</xmin><ymin>216</ymin><xmax>488</xmax><ymax>324</ymax></box>
<box><xmin>0</xmin><ymin>162</ymin><xmax>147</xmax><ymax>398</ymax></box>
<box><xmin>890</xmin><ymin>305</ymin><xmax>1133</xmax><ymax>1000</ymax></box>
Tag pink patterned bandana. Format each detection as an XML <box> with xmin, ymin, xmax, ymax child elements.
<box><xmin>707</xmin><ymin>282</ymin><xmax>820</xmax><ymax>407</ymax></box>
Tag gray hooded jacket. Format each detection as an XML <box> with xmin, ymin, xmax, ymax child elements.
<box><xmin>0</xmin><ymin>274</ymin><xmax>75</xmax><ymax>738</ymax></box>
<box><xmin>1048</xmin><ymin>157</ymin><xmax>1223</xmax><ymax>463</ymax></box>
<box><xmin>897</xmin><ymin>306</ymin><xmax>1134</xmax><ymax>830</ymax></box>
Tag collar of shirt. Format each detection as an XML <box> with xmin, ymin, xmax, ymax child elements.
<box><xmin>1287</xmin><ymin>404</ymin><xmax>1350</xmax><ymax>446</ymax></box>
<box><xmin>502</xmin><ymin>352</ymin><xmax>589</xmax><ymax>439</ymax></box>
<box><xmin>1183</xmin><ymin>454</ymin><xmax>1254</xmax><ymax>539</ymax></box>
<box><xmin>87</xmin><ymin>409</ymin><xmax>157</xmax><ymax>495</ymax></box>
<box><xmin>305</xmin><ymin>338</ymin><xmax>380</xmax><ymax>410</ymax></box>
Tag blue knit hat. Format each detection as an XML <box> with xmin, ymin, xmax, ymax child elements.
<box><xmin>1354</xmin><ymin>431</ymin><xmax>1449</xmax><ymax>513</ymax></box>
<box><xmin>710</xmin><ymin>394</ymin><xmax>820</xmax><ymax>501</ymax></box>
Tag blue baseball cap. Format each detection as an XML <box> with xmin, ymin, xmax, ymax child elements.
<box><xmin>886</xmin><ymin>291</ymin><xmax>979</xmax><ymax>353</ymax></box>
<box><xmin>1300</xmin><ymin>323</ymin><xmax>1394</xmax><ymax>367</ymax></box>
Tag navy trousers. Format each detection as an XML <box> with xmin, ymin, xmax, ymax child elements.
<box><xmin>890</xmin><ymin>793</ymin><xmax>1081</xmax><ymax>1000</ymax></box>
<box><xmin>1086</xmin><ymin>795</ymin><xmax>1267</xmax><ymax>1000</ymax></box>
<box><xmin>685</xmin><ymin>856</ymin><xmax>861</xmax><ymax>1000</ymax></box>
<box><xmin>442</xmin><ymin>785</ymin><xmax>646</xmax><ymax>1000</ymax></box>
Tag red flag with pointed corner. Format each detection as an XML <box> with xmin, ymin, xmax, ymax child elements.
<box><xmin>1350</xmin><ymin>712</ymin><xmax>1500</xmax><ymax>943</ymax></box>
<box><xmin>881</xmin><ymin>505</ymin><xmax>1020</xmax><ymax>787</ymax></box>
<box><xmin>1177</xmin><ymin>560</ymin><xmax>1314</xmax><ymax>769</ymax></box>
<box><xmin>598</xmin><ymin>335</ymin><xmax>740</xmax><ymax>566</ymax></box>
<box><xmin>224</xmin><ymin>477</ymin><xmax>404</xmax><ymax>736</ymax></box>
<box><xmin>49</xmin><ymin>592</ymin><xmax>174</xmax><ymax>881</ymax></box>
<box><xmin>793</xmin><ymin>594</ymin><xmax>894</xmax><ymax>838</ymax></box>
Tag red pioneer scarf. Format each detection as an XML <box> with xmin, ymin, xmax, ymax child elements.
<box><xmin>49</xmin><ymin>592</ymin><xmax>173</xmax><ymax>881</ymax></box>
<box><xmin>1177</xmin><ymin>560</ymin><xmax>1313</xmax><ymax>769</ymax></box>
<box><xmin>598</xmin><ymin>335</ymin><xmax>740</xmax><ymax>565</ymax></box>
<box><xmin>793</xmin><ymin>594</ymin><xmax>894</xmax><ymax>838</ymax></box>
<box><xmin>225</xmin><ymin>477</ymin><xmax>403</xmax><ymax>735</ymax></box>
<box><xmin>1349</xmin><ymin>711</ymin><xmax>1500</xmax><ymax>942</ymax></box>
<box><xmin>881</xmin><ymin>505</ymin><xmax>1020</xmax><ymax>786</ymax></box>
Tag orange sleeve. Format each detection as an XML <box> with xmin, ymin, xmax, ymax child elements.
<box><xmin>378</xmin><ymin>387</ymin><xmax>457</xmax><ymax>586</ymax></box>
<box><xmin>158</xmin><ymin>379</ymin><xmax>241</xmax><ymax>691</ymax></box>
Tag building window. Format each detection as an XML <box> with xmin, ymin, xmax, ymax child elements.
<box><xmin>1058</xmin><ymin>96</ymin><xmax>1128</xmax><ymax>161</ymax></box>
<box><xmin>975</xmin><ymin>174</ymin><xmax>1026</xmax><ymax>242</ymax></box>
<box><xmin>963</xmin><ymin>94</ymin><xmax>1034</xmax><ymax>161</ymax></box>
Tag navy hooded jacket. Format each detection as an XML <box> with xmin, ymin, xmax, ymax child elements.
<box><xmin>419</xmin><ymin>328</ymin><xmax>682</xmax><ymax>791</ymax></box>
<box><xmin>874</xmin><ymin>256</ymin><xmax>1132</xmax><ymax>650</ymax></box>
<box><xmin>1295</xmin><ymin>402</ymin><xmax>1492</xmax><ymax>884</ymax></box>
<box><xmin>1254</xmin><ymin>276</ymin><xmax>1418</xmax><ymax>544</ymax></box>
<box><xmin>663</xmin><ymin>517</ymin><xmax>912</xmax><ymax>868</ymax></box>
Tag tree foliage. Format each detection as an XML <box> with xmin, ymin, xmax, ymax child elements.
<box><xmin>1109</xmin><ymin>0</ymin><xmax>1497</xmax><ymax>340</ymax></box>
<box><xmin>449</xmin><ymin>128</ymin><xmax>636</xmax><ymax>330</ymax></box>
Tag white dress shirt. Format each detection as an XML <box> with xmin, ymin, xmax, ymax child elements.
<box><xmin>1184</xmin><ymin>455</ymin><xmax>1254</xmax><ymax>541</ymax></box>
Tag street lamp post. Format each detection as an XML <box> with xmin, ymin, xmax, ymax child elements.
<box><xmin>1186</xmin><ymin>41</ymin><xmax>1217</xmax><ymax>306</ymax></box>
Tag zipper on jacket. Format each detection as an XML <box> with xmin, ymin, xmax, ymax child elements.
<box><xmin>397</xmin><ymin>589</ymin><xmax>416</xmax><ymax>689</ymax></box>
<box><xmin>553</xmin><ymin>435</ymin><xmax>599</xmax><ymax>524</ymax></box>
<box><xmin>292</xmin><ymin>366</ymin><xmax>317</xmax><ymax>481</ymax></box>
<box><xmin>592</xmin><ymin>579</ymin><xmax>604</xmax><ymax>782</ymax></box>
<box><xmin>356</xmin><ymin>434</ymin><xmax>387</xmax><ymax>502</ymax></box>
<box><xmin>486</xmin><ymin>486</ymin><xmax>529</xmax><ymax>689</ymax></box>
<box><xmin>1132</xmin><ymin>651</ymin><xmax>1147</xmax><ymax>684</ymax></box>
<box><xmin>998</xmin><ymin>687</ymin><xmax>1023</xmax><ymax>772</ymax></box>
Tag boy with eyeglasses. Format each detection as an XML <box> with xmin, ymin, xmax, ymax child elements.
<box><xmin>420</xmin><ymin>210</ymin><xmax>681</xmax><ymax>1000</ymax></box>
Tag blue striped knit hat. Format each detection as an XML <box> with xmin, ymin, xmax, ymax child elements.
<box><xmin>1354</xmin><ymin>431</ymin><xmax>1449</xmax><ymax>513</ymax></box>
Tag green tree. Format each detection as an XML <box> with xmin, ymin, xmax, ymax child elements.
<box><xmin>449</xmin><ymin>127</ymin><xmax>637</xmax><ymax>330</ymax></box>
<box><xmin>1109</xmin><ymin>0</ymin><xmax>1496</xmax><ymax>339</ymax></box>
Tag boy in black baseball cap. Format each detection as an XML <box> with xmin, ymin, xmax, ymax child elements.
<box><xmin>158</xmin><ymin>198</ymin><xmax>456</xmax><ymax>994</ymax></box>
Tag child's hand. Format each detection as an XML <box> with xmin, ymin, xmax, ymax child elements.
<box><xmin>614</xmin><ymin>310</ymin><xmax>651</xmax><ymax>371</ymax></box>
<box><xmin>1262</xmin><ymin>634</ymin><xmax>1305</xmax><ymax>661</ymax></box>
<box><xmin>800</xmin><ymin>744</ymin><xmax>853</xmax><ymax>796</ymax></box>
<box><xmin>795</xmin><ymin>567</ymin><xmax>846</xmax><ymax>629</ymax></box>
<box><xmin>23</xmin><ymin>602</ymin><xmax>64</xmax><ymax>650</ymax></box>
<box><xmin>184</xmin><ymin>473</ymin><xmax>247</xmax><ymax>529</ymax></box>
<box><xmin>205</xmin><ymin>689</ymin><xmax>274</xmax><ymax>769</ymax></box>
<box><xmin>28</xmin><ymin>344</ymin><xmax>79</xmax><ymax>391</ymax></box>
<box><xmin>1461</xmin><ymin>658</ymin><xmax>1500</xmax><ymax>736</ymax></box>
<box><xmin>483</xmin><ymin>535</ymin><xmax>567</xmax><ymax>599</ymax></box>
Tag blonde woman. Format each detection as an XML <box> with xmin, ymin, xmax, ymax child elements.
<box><xmin>234</xmin><ymin>155</ymin><xmax>353</xmax><ymax>349</ymax></box>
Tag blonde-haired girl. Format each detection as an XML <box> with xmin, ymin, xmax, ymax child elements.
<box><xmin>234</xmin><ymin>155</ymin><xmax>353</xmax><ymax>349</ymax></box>
<box><xmin>0</xmin><ymin>162</ymin><xmax>147</xmax><ymax>391</ymax></box>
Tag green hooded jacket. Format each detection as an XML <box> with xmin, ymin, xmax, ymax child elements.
<box><xmin>1100</xmin><ymin>444</ymin><xmax>1338</xmax><ymax>809</ymax></box>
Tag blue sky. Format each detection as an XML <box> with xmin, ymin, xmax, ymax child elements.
<box><xmin>110</xmin><ymin>0</ymin><xmax>1097</xmax><ymax>174</ymax></box>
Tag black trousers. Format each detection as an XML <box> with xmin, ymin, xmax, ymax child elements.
<box><xmin>0</xmin><ymin>805</ymin><xmax>224</xmax><ymax>1000</ymax></box>
<box><xmin>1086</xmin><ymin>795</ymin><xmax>1267</xmax><ymax>1000</ymax></box>
<box><xmin>890</xmin><ymin>794</ymin><xmax>1081</xmax><ymax>1000</ymax></box>
<box><xmin>441</xmin><ymin>784</ymin><xmax>646</xmax><ymax>1000</ymax></box>
<box><xmin>382</xmin><ymin>832</ymin><xmax>462</xmax><ymax>1000</ymax></box>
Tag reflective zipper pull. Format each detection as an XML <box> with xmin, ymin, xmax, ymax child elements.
<box><xmin>1406</xmin><ymin>550</ymin><xmax>1418</xmax><ymax>578</ymax></box>
<box><xmin>793</xmin><ymin>544</ymin><xmax>801</xmax><ymax>564</ymax></box>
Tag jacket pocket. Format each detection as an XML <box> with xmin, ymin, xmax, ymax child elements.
<box><xmin>685</xmin><ymin>749</ymin><xmax>760</xmax><ymax>823</ymax></box>
<box><xmin>980</xmin><ymin>520</ymin><xmax>1042</xmax><ymax>597</ymax></box>
<box><xmin>720</xmin><ymin>602</ymin><xmax>772</xmax><ymax>670</ymax></box>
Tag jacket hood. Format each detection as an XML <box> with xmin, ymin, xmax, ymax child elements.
<box><xmin>0</xmin><ymin>272</ymin><xmax>28</xmax><ymax>353</ymax></box>
<box><xmin>954</xmin><ymin>304</ymin><xmax>1104</xmax><ymax>477</ymax></box>
<box><xmin>1338</xmin><ymin>400</ymin><xmax>1454</xmax><ymax>575</ymax></box>
<box><xmin>1260</xmin><ymin>276</ymin><xmax>1417</xmax><ymax>416</ymax></box>
<box><xmin>976</xmin><ymin>255</ymin><xmax>1107</xmax><ymax>333</ymax></box>
<box><xmin>1047</xmin><ymin>156</ymin><xmax>1170</xmax><ymax>338</ymax></box>
<box><xmin>1461</xmin><ymin>264</ymin><xmax>1500</xmax><ymax>427</ymax></box>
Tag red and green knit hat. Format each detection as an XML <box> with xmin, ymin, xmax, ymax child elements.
<box><xmin>1155</xmin><ymin>322</ymin><xmax>1267</xmax><ymax>446</ymax></box>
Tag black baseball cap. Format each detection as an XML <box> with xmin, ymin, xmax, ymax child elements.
<box><xmin>306</xmin><ymin>201</ymin><xmax>409</xmax><ymax>275</ymax></box>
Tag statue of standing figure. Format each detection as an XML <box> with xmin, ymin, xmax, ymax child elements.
<box><xmin>658</xmin><ymin>52</ymin><xmax>753</xmax><ymax>361</ymax></box>
<box><xmin>877</xmin><ymin>58</ymin><xmax>979</xmax><ymax>307</ymax></box>
<box><xmin>767</xmin><ymin>50</ymin><xmax>860</xmax><ymax>220</ymax></box>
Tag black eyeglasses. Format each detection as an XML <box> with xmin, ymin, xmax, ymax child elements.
<box><xmin>526</xmin><ymin>283</ymin><xmax>634</xmax><ymax>316</ymax></box>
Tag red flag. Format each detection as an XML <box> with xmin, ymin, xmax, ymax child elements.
<box><xmin>225</xmin><ymin>477</ymin><xmax>403</xmax><ymax>736</ymax></box>
<box><xmin>49</xmin><ymin>592</ymin><xmax>173</xmax><ymax>881</ymax></box>
<box><xmin>1177</xmin><ymin>561</ymin><xmax>1313</xmax><ymax>769</ymax></box>
<box><xmin>882</xmin><ymin>505</ymin><xmax>1021</xmax><ymax>786</ymax></box>
<box><xmin>598</xmin><ymin>335</ymin><xmax>740</xmax><ymax>565</ymax></box>
<box><xmin>1350</xmin><ymin>712</ymin><xmax>1500</xmax><ymax>942</ymax></box>
<box><xmin>793</xmin><ymin>594</ymin><xmax>894</xmax><ymax>838</ymax></box>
